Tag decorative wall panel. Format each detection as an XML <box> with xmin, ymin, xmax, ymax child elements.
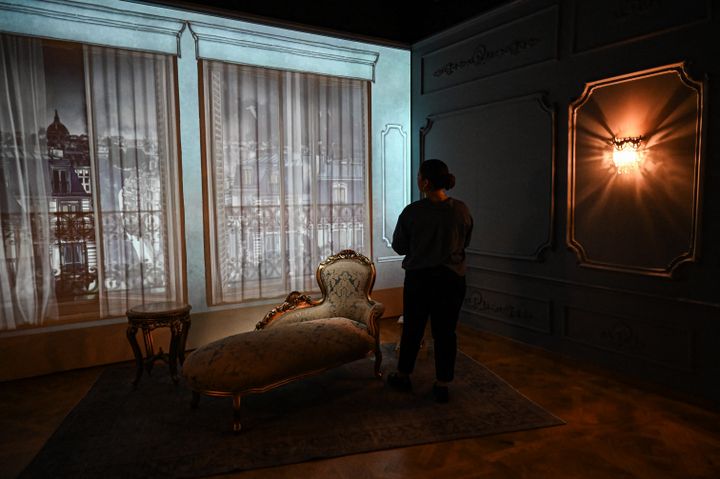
<box><xmin>463</xmin><ymin>286</ymin><xmax>552</xmax><ymax>334</ymax></box>
<box><xmin>568</xmin><ymin>63</ymin><xmax>704</xmax><ymax>277</ymax></box>
<box><xmin>380</xmin><ymin>124</ymin><xmax>408</xmax><ymax>249</ymax></box>
<box><xmin>421</xmin><ymin>94</ymin><xmax>554</xmax><ymax>260</ymax></box>
<box><xmin>563</xmin><ymin>307</ymin><xmax>694</xmax><ymax>372</ymax></box>
<box><xmin>421</xmin><ymin>5</ymin><xmax>558</xmax><ymax>94</ymax></box>
<box><xmin>573</xmin><ymin>0</ymin><xmax>710</xmax><ymax>53</ymax></box>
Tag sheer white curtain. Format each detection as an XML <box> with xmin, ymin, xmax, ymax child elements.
<box><xmin>0</xmin><ymin>34</ymin><xmax>57</xmax><ymax>329</ymax></box>
<box><xmin>85</xmin><ymin>46</ymin><xmax>184</xmax><ymax>317</ymax></box>
<box><xmin>203</xmin><ymin>61</ymin><xmax>369</xmax><ymax>304</ymax></box>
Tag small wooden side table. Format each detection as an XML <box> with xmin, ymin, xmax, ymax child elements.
<box><xmin>126</xmin><ymin>301</ymin><xmax>191</xmax><ymax>387</ymax></box>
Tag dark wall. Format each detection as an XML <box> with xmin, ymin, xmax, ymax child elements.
<box><xmin>411</xmin><ymin>0</ymin><xmax>720</xmax><ymax>402</ymax></box>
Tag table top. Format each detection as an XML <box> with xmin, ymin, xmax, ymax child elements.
<box><xmin>127</xmin><ymin>301</ymin><xmax>191</xmax><ymax>318</ymax></box>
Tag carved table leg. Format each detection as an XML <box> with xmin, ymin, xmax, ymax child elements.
<box><xmin>142</xmin><ymin>327</ymin><xmax>155</xmax><ymax>374</ymax></box>
<box><xmin>232</xmin><ymin>395</ymin><xmax>242</xmax><ymax>433</ymax></box>
<box><xmin>178</xmin><ymin>316</ymin><xmax>191</xmax><ymax>365</ymax></box>
<box><xmin>168</xmin><ymin>322</ymin><xmax>180</xmax><ymax>384</ymax></box>
<box><xmin>126</xmin><ymin>302</ymin><xmax>192</xmax><ymax>387</ymax></box>
<box><xmin>126</xmin><ymin>325</ymin><xmax>144</xmax><ymax>388</ymax></box>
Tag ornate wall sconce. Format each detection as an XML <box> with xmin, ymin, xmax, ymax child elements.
<box><xmin>568</xmin><ymin>63</ymin><xmax>704</xmax><ymax>277</ymax></box>
<box><xmin>610</xmin><ymin>136</ymin><xmax>643</xmax><ymax>174</ymax></box>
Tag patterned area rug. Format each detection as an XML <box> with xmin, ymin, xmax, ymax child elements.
<box><xmin>20</xmin><ymin>344</ymin><xmax>563</xmax><ymax>478</ymax></box>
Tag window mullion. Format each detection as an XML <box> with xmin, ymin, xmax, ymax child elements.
<box><xmin>278</xmin><ymin>72</ymin><xmax>288</xmax><ymax>294</ymax></box>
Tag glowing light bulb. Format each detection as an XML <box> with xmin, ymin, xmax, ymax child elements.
<box><xmin>611</xmin><ymin>136</ymin><xmax>643</xmax><ymax>174</ymax></box>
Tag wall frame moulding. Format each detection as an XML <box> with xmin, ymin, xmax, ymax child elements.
<box><xmin>420</xmin><ymin>93</ymin><xmax>555</xmax><ymax>261</ymax></box>
<box><xmin>562</xmin><ymin>306</ymin><xmax>695</xmax><ymax>373</ymax></box>
<box><xmin>0</xmin><ymin>0</ymin><xmax>186</xmax><ymax>55</ymax></box>
<box><xmin>463</xmin><ymin>285</ymin><xmax>553</xmax><ymax>334</ymax></box>
<box><xmin>572</xmin><ymin>0</ymin><xmax>711</xmax><ymax>54</ymax></box>
<box><xmin>187</xmin><ymin>21</ymin><xmax>379</xmax><ymax>81</ymax></box>
<box><xmin>379</xmin><ymin>123</ymin><xmax>408</xmax><ymax>252</ymax></box>
<box><xmin>568</xmin><ymin>62</ymin><xmax>705</xmax><ymax>278</ymax></box>
<box><xmin>376</xmin><ymin>255</ymin><xmax>404</xmax><ymax>264</ymax></box>
<box><xmin>468</xmin><ymin>263</ymin><xmax>720</xmax><ymax>311</ymax></box>
<box><xmin>419</xmin><ymin>4</ymin><xmax>559</xmax><ymax>95</ymax></box>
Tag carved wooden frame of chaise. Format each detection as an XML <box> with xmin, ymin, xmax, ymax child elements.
<box><xmin>181</xmin><ymin>250</ymin><xmax>385</xmax><ymax>432</ymax></box>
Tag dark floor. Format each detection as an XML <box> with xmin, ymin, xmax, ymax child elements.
<box><xmin>2</xmin><ymin>318</ymin><xmax>720</xmax><ymax>478</ymax></box>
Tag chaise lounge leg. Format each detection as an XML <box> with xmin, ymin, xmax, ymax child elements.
<box><xmin>232</xmin><ymin>395</ymin><xmax>242</xmax><ymax>433</ymax></box>
<box><xmin>191</xmin><ymin>391</ymin><xmax>200</xmax><ymax>409</ymax></box>
<box><xmin>374</xmin><ymin>340</ymin><xmax>383</xmax><ymax>378</ymax></box>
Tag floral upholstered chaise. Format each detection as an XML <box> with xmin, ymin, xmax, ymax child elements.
<box><xmin>182</xmin><ymin>250</ymin><xmax>385</xmax><ymax>431</ymax></box>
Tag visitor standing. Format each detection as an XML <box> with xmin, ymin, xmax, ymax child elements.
<box><xmin>387</xmin><ymin>159</ymin><xmax>473</xmax><ymax>403</ymax></box>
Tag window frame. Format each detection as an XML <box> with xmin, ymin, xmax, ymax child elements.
<box><xmin>0</xmin><ymin>34</ymin><xmax>188</xmax><ymax>329</ymax></box>
<box><xmin>198</xmin><ymin>59</ymin><xmax>373</xmax><ymax>306</ymax></box>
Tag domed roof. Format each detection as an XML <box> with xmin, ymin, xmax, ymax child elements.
<box><xmin>46</xmin><ymin>110</ymin><xmax>69</xmax><ymax>148</ymax></box>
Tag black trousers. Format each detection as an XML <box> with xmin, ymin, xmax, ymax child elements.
<box><xmin>397</xmin><ymin>266</ymin><xmax>466</xmax><ymax>382</ymax></box>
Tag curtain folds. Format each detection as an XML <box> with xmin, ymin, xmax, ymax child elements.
<box><xmin>203</xmin><ymin>61</ymin><xmax>369</xmax><ymax>304</ymax></box>
<box><xmin>86</xmin><ymin>46</ymin><xmax>184</xmax><ymax>318</ymax></box>
<box><xmin>0</xmin><ymin>34</ymin><xmax>183</xmax><ymax>331</ymax></box>
<box><xmin>0</xmin><ymin>34</ymin><xmax>57</xmax><ymax>329</ymax></box>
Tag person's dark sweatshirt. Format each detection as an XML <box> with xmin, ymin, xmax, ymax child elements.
<box><xmin>391</xmin><ymin>197</ymin><xmax>473</xmax><ymax>276</ymax></box>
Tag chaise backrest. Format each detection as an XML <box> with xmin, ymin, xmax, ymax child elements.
<box><xmin>317</xmin><ymin>250</ymin><xmax>376</xmax><ymax>307</ymax></box>
<box><xmin>257</xmin><ymin>249</ymin><xmax>381</xmax><ymax>330</ymax></box>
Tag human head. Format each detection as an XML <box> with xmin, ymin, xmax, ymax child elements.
<box><xmin>418</xmin><ymin>159</ymin><xmax>455</xmax><ymax>192</ymax></box>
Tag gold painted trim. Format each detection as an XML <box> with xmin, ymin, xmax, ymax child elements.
<box><xmin>317</xmin><ymin>249</ymin><xmax>377</xmax><ymax>301</ymax></box>
<box><xmin>255</xmin><ymin>249</ymin><xmax>383</xmax><ymax>359</ymax></box>
<box><xmin>567</xmin><ymin>62</ymin><xmax>704</xmax><ymax>278</ymax></box>
<box><xmin>254</xmin><ymin>291</ymin><xmax>318</xmax><ymax>330</ymax></box>
<box><xmin>316</xmin><ymin>249</ymin><xmax>383</xmax><ymax>340</ymax></box>
<box><xmin>255</xmin><ymin>250</ymin><xmax>383</xmax><ymax>335</ymax></box>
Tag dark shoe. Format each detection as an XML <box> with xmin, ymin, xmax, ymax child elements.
<box><xmin>387</xmin><ymin>372</ymin><xmax>412</xmax><ymax>391</ymax></box>
<box><xmin>433</xmin><ymin>384</ymin><xmax>449</xmax><ymax>403</ymax></box>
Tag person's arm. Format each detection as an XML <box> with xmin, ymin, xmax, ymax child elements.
<box><xmin>392</xmin><ymin>211</ymin><xmax>409</xmax><ymax>255</ymax></box>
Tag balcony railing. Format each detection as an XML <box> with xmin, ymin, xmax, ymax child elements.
<box><xmin>219</xmin><ymin>202</ymin><xmax>365</xmax><ymax>284</ymax></box>
<box><xmin>2</xmin><ymin>208</ymin><xmax>171</xmax><ymax>300</ymax></box>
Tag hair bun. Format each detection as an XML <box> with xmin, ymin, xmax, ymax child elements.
<box><xmin>420</xmin><ymin>159</ymin><xmax>455</xmax><ymax>191</ymax></box>
<box><xmin>445</xmin><ymin>173</ymin><xmax>456</xmax><ymax>190</ymax></box>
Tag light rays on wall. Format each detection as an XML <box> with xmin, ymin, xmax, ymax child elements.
<box><xmin>568</xmin><ymin>64</ymin><xmax>703</xmax><ymax>275</ymax></box>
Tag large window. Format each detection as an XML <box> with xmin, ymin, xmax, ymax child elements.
<box><xmin>202</xmin><ymin>61</ymin><xmax>369</xmax><ymax>304</ymax></box>
<box><xmin>0</xmin><ymin>34</ymin><xmax>184</xmax><ymax>330</ymax></box>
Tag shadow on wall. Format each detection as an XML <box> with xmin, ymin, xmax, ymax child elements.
<box><xmin>570</xmin><ymin>64</ymin><xmax>703</xmax><ymax>277</ymax></box>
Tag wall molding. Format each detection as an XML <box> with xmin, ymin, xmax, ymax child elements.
<box><xmin>568</xmin><ymin>62</ymin><xmax>704</xmax><ymax>277</ymax></box>
<box><xmin>188</xmin><ymin>21</ymin><xmax>379</xmax><ymax>81</ymax></box>
<box><xmin>421</xmin><ymin>93</ymin><xmax>555</xmax><ymax>261</ymax></box>
<box><xmin>463</xmin><ymin>285</ymin><xmax>552</xmax><ymax>334</ymax></box>
<box><xmin>376</xmin><ymin>255</ymin><xmax>404</xmax><ymax>263</ymax></box>
<box><xmin>562</xmin><ymin>306</ymin><xmax>694</xmax><ymax>372</ymax></box>
<box><xmin>572</xmin><ymin>0</ymin><xmax>711</xmax><ymax>54</ymax></box>
<box><xmin>467</xmin><ymin>264</ymin><xmax>720</xmax><ymax>310</ymax></box>
<box><xmin>420</xmin><ymin>5</ymin><xmax>558</xmax><ymax>94</ymax></box>
<box><xmin>0</xmin><ymin>0</ymin><xmax>186</xmax><ymax>55</ymax></box>
<box><xmin>418</xmin><ymin>117</ymin><xmax>433</xmax><ymax>173</ymax></box>
<box><xmin>380</xmin><ymin>124</ymin><xmax>408</xmax><ymax>248</ymax></box>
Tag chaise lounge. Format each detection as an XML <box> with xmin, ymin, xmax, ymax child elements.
<box><xmin>181</xmin><ymin>250</ymin><xmax>385</xmax><ymax>431</ymax></box>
